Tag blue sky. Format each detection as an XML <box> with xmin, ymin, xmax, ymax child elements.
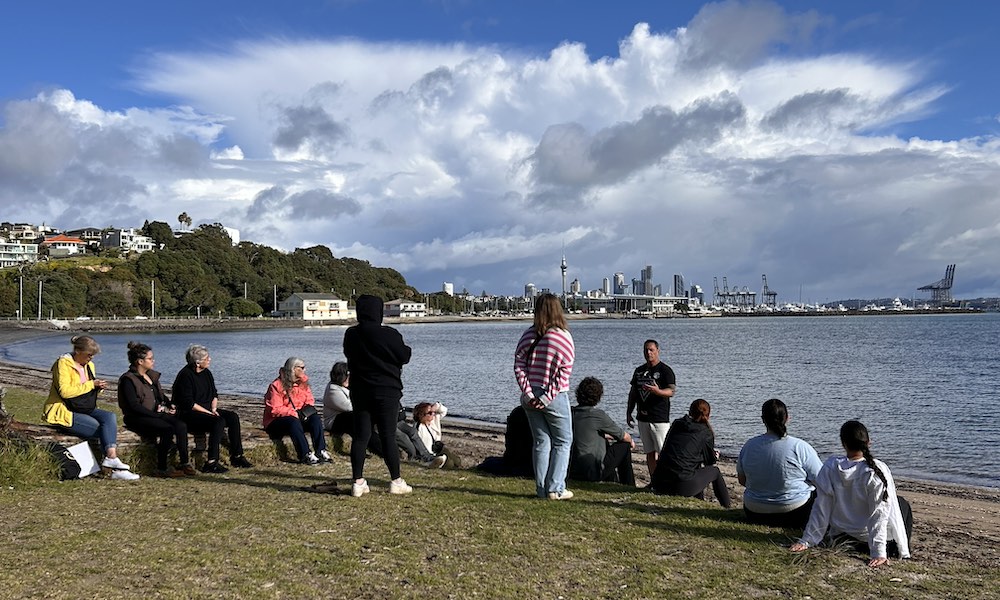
<box><xmin>2</xmin><ymin>1</ymin><xmax>999</xmax><ymax>301</ymax></box>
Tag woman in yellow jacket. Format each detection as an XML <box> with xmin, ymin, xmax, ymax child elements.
<box><xmin>42</xmin><ymin>335</ymin><xmax>139</xmax><ymax>480</ymax></box>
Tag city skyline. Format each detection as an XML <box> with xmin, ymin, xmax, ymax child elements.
<box><xmin>3</xmin><ymin>2</ymin><xmax>1000</xmax><ymax>299</ymax></box>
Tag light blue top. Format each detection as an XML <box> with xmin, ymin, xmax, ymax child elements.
<box><xmin>736</xmin><ymin>433</ymin><xmax>823</xmax><ymax>509</ymax></box>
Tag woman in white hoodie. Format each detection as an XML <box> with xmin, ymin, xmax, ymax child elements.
<box><xmin>791</xmin><ymin>420</ymin><xmax>912</xmax><ymax>567</ymax></box>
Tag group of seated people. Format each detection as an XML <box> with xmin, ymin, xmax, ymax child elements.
<box><xmin>266</xmin><ymin>357</ymin><xmax>461</xmax><ymax>469</ymax></box>
<box><xmin>43</xmin><ymin>334</ymin><xmax>909</xmax><ymax>566</ymax></box>
<box><xmin>43</xmin><ymin>336</ymin><xmax>254</xmax><ymax>479</ymax></box>
<box><xmin>43</xmin><ymin>336</ymin><xmax>458</xmax><ymax>479</ymax></box>
<box><xmin>485</xmin><ymin>377</ymin><xmax>912</xmax><ymax>567</ymax></box>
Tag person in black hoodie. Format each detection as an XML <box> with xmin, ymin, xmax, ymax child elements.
<box><xmin>344</xmin><ymin>295</ymin><xmax>414</xmax><ymax>497</ymax></box>
<box><xmin>650</xmin><ymin>398</ymin><xmax>731</xmax><ymax>508</ymax></box>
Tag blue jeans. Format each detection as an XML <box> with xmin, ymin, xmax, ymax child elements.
<box><xmin>524</xmin><ymin>389</ymin><xmax>573</xmax><ymax>497</ymax></box>
<box><xmin>266</xmin><ymin>414</ymin><xmax>326</xmax><ymax>462</ymax></box>
<box><xmin>63</xmin><ymin>408</ymin><xmax>118</xmax><ymax>455</ymax></box>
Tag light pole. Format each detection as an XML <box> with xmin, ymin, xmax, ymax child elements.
<box><xmin>37</xmin><ymin>280</ymin><xmax>42</xmax><ymax>320</ymax></box>
<box><xmin>151</xmin><ymin>280</ymin><xmax>155</xmax><ymax>319</ymax></box>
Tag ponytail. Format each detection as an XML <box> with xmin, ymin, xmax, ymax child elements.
<box><xmin>761</xmin><ymin>398</ymin><xmax>787</xmax><ymax>438</ymax></box>
<box><xmin>688</xmin><ymin>399</ymin><xmax>713</xmax><ymax>434</ymax></box>
<box><xmin>840</xmin><ymin>420</ymin><xmax>889</xmax><ymax>502</ymax></box>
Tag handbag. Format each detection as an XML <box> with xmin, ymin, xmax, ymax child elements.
<box><xmin>284</xmin><ymin>387</ymin><xmax>317</xmax><ymax>425</ymax></box>
<box><xmin>62</xmin><ymin>364</ymin><xmax>99</xmax><ymax>414</ymax></box>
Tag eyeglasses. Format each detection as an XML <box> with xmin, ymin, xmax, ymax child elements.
<box><xmin>294</xmin><ymin>365</ymin><xmax>306</xmax><ymax>370</ymax></box>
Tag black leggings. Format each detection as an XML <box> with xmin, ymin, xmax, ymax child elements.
<box><xmin>127</xmin><ymin>414</ymin><xmax>189</xmax><ymax>471</ymax></box>
<box><xmin>351</xmin><ymin>391</ymin><xmax>401</xmax><ymax>481</ymax></box>
<box><xmin>656</xmin><ymin>465</ymin><xmax>732</xmax><ymax>508</ymax></box>
<box><xmin>744</xmin><ymin>491</ymin><xmax>816</xmax><ymax>529</ymax></box>
<box><xmin>182</xmin><ymin>409</ymin><xmax>244</xmax><ymax>461</ymax></box>
<box><xmin>601</xmin><ymin>441</ymin><xmax>636</xmax><ymax>487</ymax></box>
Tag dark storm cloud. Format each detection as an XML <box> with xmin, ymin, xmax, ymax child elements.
<box><xmin>273</xmin><ymin>105</ymin><xmax>348</xmax><ymax>152</ymax></box>
<box><xmin>679</xmin><ymin>0</ymin><xmax>823</xmax><ymax>71</ymax></box>
<box><xmin>156</xmin><ymin>134</ymin><xmax>209</xmax><ymax>170</ymax></box>
<box><xmin>246</xmin><ymin>185</ymin><xmax>288</xmax><ymax>220</ymax></box>
<box><xmin>526</xmin><ymin>93</ymin><xmax>747</xmax><ymax>202</ymax></box>
<box><xmin>287</xmin><ymin>188</ymin><xmax>362</xmax><ymax>220</ymax></box>
<box><xmin>762</xmin><ymin>88</ymin><xmax>856</xmax><ymax>131</ymax></box>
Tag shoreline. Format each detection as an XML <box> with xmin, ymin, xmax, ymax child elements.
<box><xmin>3</xmin><ymin>323</ymin><xmax>1000</xmax><ymax>569</ymax></box>
<box><xmin>2</xmin><ymin>320</ymin><xmax>998</xmax><ymax>492</ymax></box>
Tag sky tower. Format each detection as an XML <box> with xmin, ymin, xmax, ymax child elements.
<box><xmin>560</xmin><ymin>253</ymin><xmax>568</xmax><ymax>308</ymax></box>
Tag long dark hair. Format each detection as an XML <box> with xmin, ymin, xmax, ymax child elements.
<box><xmin>840</xmin><ymin>420</ymin><xmax>889</xmax><ymax>502</ymax></box>
<box><xmin>761</xmin><ymin>398</ymin><xmax>787</xmax><ymax>438</ymax></box>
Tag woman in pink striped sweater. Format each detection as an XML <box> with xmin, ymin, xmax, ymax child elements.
<box><xmin>514</xmin><ymin>293</ymin><xmax>576</xmax><ymax>500</ymax></box>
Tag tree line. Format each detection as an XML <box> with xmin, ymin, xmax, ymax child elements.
<box><xmin>0</xmin><ymin>223</ymin><xmax>426</xmax><ymax>319</ymax></box>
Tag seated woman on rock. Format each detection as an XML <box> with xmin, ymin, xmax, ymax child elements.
<box><xmin>117</xmin><ymin>341</ymin><xmax>194</xmax><ymax>478</ymax></box>
<box><xmin>736</xmin><ymin>398</ymin><xmax>822</xmax><ymax>528</ymax></box>
<box><xmin>322</xmin><ymin>361</ymin><xmax>354</xmax><ymax>452</ymax></box>
<box><xmin>263</xmin><ymin>357</ymin><xmax>330</xmax><ymax>465</ymax></box>
<box><xmin>569</xmin><ymin>377</ymin><xmax>635</xmax><ymax>486</ymax></box>
<box><xmin>43</xmin><ymin>335</ymin><xmax>139</xmax><ymax>480</ymax></box>
<box><xmin>651</xmin><ymin>399</ymin><xmax>731</xmax><ymax>508</ymax></box>
<box><xmin>791</xmin><ymin>420</ymin><xmax>912</xmax><ymax>567</ymax></box>
<box><xmin>173</xmin><ymin>344</ymin><xmax>252</xmax><ymax>472</ymax></box>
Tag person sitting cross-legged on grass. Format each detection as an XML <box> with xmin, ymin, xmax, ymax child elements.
<box><xmin>569</xmin><ymin>377</ymin><xmax>635</xmax><ymax>487</ymax></box>
<box><xmin>791</xmin><ymin>420</ymin><xmax>912</xmax><ymax>568</ymax></box>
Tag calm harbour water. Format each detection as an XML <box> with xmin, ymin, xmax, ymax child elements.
<box><xmin>4</xmin><ymin>313</ymin><xmax>998</xmax><ymax>488</ymax></box>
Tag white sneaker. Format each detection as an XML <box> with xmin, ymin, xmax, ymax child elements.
<box><xmin>102</xmin><ymin>456</ymin><xmax>130</xmax><ymax>470</ymax></box>
<box><xmin>351</xmin><ymin>479</ymin><xmax>370</xmax><ymax>498</ymax></box>
<box><xmin>318</xmin><ymin>449</ymin><xmax>333</xmax><ymax>462</ymax></box>
<box><xmin>303</xmin><ymin>452</ymin><xmax>320</xmax><ymax>465</ymax></box>
<box><xmin>111</xmin><ymin>469</ymin><xmax>140</xmax><ymax>481</ymax></box>
<box><xmin>547</xmin><ymin>489</ymin><xmax>574</xmax><ymax>500</ymax></box>
<box><xmin>429</xmin><ymin>455</ymin><xmax>446</xmax><ymax>469</ymax></box>
<box><xmin>389</xmin><ymin>478</ymin><xmax>413</xmax><ymax>495</ymax></box>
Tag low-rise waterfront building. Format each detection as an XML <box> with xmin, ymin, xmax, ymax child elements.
<box><xmin>102</xmin><ymin>228</ymin><xmax>154</xmax><ymax>254</ymax></box>
<box><xmin>0</xmin><ymin>240</ymin><xmax>39</xmax><ymax>268</ymax></box>
<box><xmin>41</xmin><ymin>234</ymin><xmax>88</xmax><ymax>257</ymax></box>
<box><xmin>384</xmin><ymin>299</ymin><xmax>426</xmax><ymax>318</ymax></box>
<box><xmin>277</xmin><ymin>293</ymin><xmax>354</xmax><ymax>320</ymax></box>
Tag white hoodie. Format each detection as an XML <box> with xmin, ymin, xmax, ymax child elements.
<box><xmin>798</xmin><ymin>456</ymin><xmax>911</xmax><ymax>559</ymax></box>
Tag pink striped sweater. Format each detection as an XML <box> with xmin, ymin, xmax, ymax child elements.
<box><xmin>513</xmin><ymin>326</ymin><xmax>575</xmax><ymax>406</ymax></box>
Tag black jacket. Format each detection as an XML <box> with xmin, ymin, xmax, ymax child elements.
<box><xmin>343</xmin><ymin>295</ymin><xmax>412</xmax><ymax>392</ymax></box>
<box><xmin>651</xmin><ymin>415</ymin><xmax>716</xmax><ymax>486</ymax></box>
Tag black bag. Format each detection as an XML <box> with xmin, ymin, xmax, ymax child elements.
<box><xmin>297</xmin><ymin>404</ymin><xmax>318</xmax><ymax>424</ymax></box>
<box><xmin>431</xmin><ymin>440</ymin><xmax>445</xmax><ymax>454</ymax></box>
<box><xmin>62</xmin><ymin>364</ymin><xmax>99</xmax><ymax>414</ymax></box>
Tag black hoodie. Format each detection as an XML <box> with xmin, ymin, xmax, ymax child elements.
<box><xmin>343</xmin><ymin>295</ymin><xmax>412</xmax><ymax>392</ymax></box>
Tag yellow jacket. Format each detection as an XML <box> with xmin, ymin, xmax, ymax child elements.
<box><xmin>42</xmin><ymin>354</ymin><xmax>99</xmax><ymax>427</ymax></box>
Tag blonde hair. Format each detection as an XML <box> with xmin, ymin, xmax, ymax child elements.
<box><xmin>532</xmin><ymin>293</ymin><xmax>567</xmax><ymax>336</ymax></box>
<box><xmin>70</xmin><ymin>335</ymin><xmax>100</xmax><ymax>356</ymax></box>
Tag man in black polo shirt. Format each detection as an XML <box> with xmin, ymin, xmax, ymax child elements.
<box><xmin>626</xmin><ymin>339</ymin><xmax>676</xmax><ymax>478</ymax></box>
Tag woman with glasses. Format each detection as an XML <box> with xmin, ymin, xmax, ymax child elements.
<box><xmin>117</xmin><ymin>341</ymin><xmax>193</xmax><ymax>478</ymax></box>
<box><xmin>263</xmin><ymin>357</ymin><xmax>329</xmax><ymax>465</ymax></box>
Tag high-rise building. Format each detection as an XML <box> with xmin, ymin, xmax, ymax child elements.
<box><xmin>641</xmin><ymin>265</ymin><xmax>653</xmax><ymax>295</ymax></box>
<box><xmin>673</xmin><ymin>274</ymin><xmax>685</xmax><ymax>298</ymax></box>
<box><xmin>602</xmin><ymin>277</ymin><xmax>611</xmax><ymax>295</ymax></box>
<box><xmin>613</xmin><ymin>272</ymin><xmax>626</xmax><ymax>294</ymax></box>
<box><xmin>690</xmin><ymin>284</ymin><xmax>704</xmax><ymax>304</ymax></box>
<box><xmin>442</xmin><ymin>282</ymin><xmax>454</xmax><ymax>296</ymax></box>
<box><xmin>570</xmin><ymin>278</ymin><xmax>581</xmax><ymax>294</ymax></box>
<box><xmin>524</xmin><ymin>283</ymin><xmax>536</xmax><ymax>298</ymax></box>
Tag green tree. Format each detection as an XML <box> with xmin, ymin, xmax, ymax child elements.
<box><xmin>227</xmin><ymin>297</ymin><xmax>263</xmax><ymax>318</ymax></box>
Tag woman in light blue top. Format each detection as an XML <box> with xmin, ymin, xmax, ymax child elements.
<box><xmin>736</xmin><ymin>398</ymin><xmax>822</xmax><ymax>528</ymax></box>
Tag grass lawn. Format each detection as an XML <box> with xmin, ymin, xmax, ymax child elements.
<box><xmin>0</xmin><ymin>389</ymin><xmax>992</xmax><ymax>599</ymax></box>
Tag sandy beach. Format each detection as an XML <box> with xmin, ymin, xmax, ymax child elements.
<box><xmin>2</xmin><ymin>320</ymin><xmax>998</xmax><ymax>570</ymax></box>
